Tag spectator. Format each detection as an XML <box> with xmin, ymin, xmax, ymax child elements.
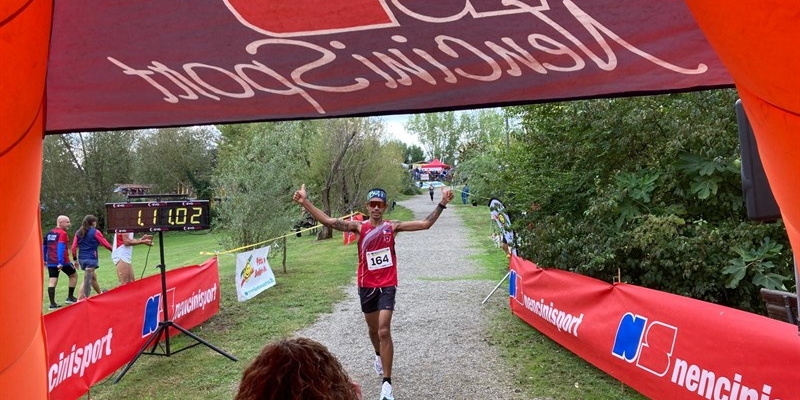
<box><xmin>71</xmin><ymin>215</ymin><xmax>112</xmax><ymax>299</ymax></box>
<box><xmin>234</xmin><ymin>337</ymin><xmax>362</xmax><ymax>400</ymax></box>
<box><xmin>42</xmin><ymin>215</ymin><xmax>79</xmax><ymax>309</ymax></box>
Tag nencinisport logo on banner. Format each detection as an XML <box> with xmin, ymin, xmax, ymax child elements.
<box><xmin>611</xmin><ymin>313</ymin><xmax>677</xmax><ymax>376</ymax></box>
<box><xmin>611</xmin><ymin>313</ymin><xmax>779</xmax><ymax>399</ymax></box>
<box><xmin>141</xmin><ymin>288</ymin><xmax>175</xmax><ymax>337</ymax></box>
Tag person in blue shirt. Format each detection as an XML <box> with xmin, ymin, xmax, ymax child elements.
<box><xmin>71</xmin><ymin>215</ymin><xmax>112</xmax><ymax>299</ymax></box>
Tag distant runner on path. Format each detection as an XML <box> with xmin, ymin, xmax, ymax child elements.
<box><xmin>292</xmin><ymin>185</ymin><xmax>454</xmax><ymax>400</ymax></box>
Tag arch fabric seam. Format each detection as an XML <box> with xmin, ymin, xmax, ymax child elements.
<box><xmin>0</xmin><ymin>0</ymin><xmax>37</xmax><ymax>27</ymax></box>
<box><xmin>0</xmin><ymin>101</ymin><xmax>42</xmax><ymax>158</ymax></box>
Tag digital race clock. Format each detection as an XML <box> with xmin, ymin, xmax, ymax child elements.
<box><xmin>105</xmin><ymin>201</ymin><xmax>211</xmax><ymax>233</ymax></box>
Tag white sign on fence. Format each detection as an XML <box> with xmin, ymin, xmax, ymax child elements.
<box><xmin>235</xmin><ymin>245</ymin><xmax>277</xmax><ymax>301</ymax></box>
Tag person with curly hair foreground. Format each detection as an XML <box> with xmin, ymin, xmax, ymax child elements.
<box><xmin>235</xmin><ymin>337</ymin><xmax>362</xmax><ymax>400</ymax></box>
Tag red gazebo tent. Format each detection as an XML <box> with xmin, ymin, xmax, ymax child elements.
<box><xmin>420</xmin><ymin>159</ymin><xmax>450</xmax><ymax>171</ymax></box>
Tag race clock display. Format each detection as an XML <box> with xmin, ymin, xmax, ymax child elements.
<box><xmin>105</xmin><ymin>201</ymin><xmax>211</xmax><ymax>233</ymax></box>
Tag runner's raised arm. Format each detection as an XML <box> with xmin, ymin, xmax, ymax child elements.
<box><xmin>293</xmin><ymin>184</ymin><xmax>360</xmax><ymax>233</ymax></box>
<box><xmin>395</xmin><ymin>187</ymin><xmax>454</xmax><ymax>232</ymax></box>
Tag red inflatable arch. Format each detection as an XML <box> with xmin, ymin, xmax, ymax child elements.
<box><xmin>1</xmin><ymin>1</ymin><xmax>797</xmax><ymax>398</ymax></box>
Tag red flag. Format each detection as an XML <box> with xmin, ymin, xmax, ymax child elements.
<box><xmin>343</xmin><ymin>214</ymin><xmax>363</xmax><ymax>246</ymax></box>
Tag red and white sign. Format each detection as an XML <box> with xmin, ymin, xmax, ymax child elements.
<box><xmin>44</xmin><ymin>258</ymin><xmax>222</xmax><ymax>400</ymax></box>
<box><xmin>509</xmin><ymin>256</ymin><xmax>800</xmax><ymax>400</ymax></box>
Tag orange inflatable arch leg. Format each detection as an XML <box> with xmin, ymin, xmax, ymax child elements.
<box><xmin>684</xmin><ymin>0</ymin><xmax>800</xmax><ymax>278</ymax></box>
<box><xmin>0</xmin><ymin>0</ymin><xmax>53</xmax><ymax>399</ymax></box>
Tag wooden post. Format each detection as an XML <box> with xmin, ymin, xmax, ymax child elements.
<box><xmin>282</xmin><ymin>235</ymin><xmax>287</xmax><ymax>273</ymax></box>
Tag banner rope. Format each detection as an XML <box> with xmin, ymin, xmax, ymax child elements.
<box><xmin>201</xmin><ymin>211</ymin><xmax>362</xmax><ymax>256</ymax></box>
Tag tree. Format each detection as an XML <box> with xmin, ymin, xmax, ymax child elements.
<box><xmin>133</xmin><ymin>126</ymin><xmax>217</xmax><ymax>197</ymax></box>
<box><xmin>213</xmin><ymin>122</ymin><xmax>309</xmax><ymax>247</ymax></box>
<box><xmin>41</xmin><ymin>135</ymin><xmax>88</xmax><ymax>227</ymax></box>
<box><xmin>458</xmin><ymin>108</ymin><xmax>508</xmax><ymax>160</ymax></box>
<box><xmin>40</xmin><ymin>131</ymin><xmax>137</xmax><ymax>229</ymax></box>
<box><xmin>305</xmin><ymin>118</ymin><xmax>405</xmax><ymax>239</ymax></box>
<box><xmin>405</xmin><ymin>112</ymin><xmax>459</xmax><ymax>164</ymax></box>
<box><xmin>396</xmin><ymin>141</ymin><xmax>425</xmax><ymax>164</ymax></box>
<box><xmin>448</xmin><ymin>109</ymin><xmax>512</xmax><ymax>203</ymax></box>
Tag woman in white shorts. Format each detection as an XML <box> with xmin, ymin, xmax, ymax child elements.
<box><xmin>111</xmin><ymin>232</ymin><xmax>153</xmax><ymax>284</ymax></box>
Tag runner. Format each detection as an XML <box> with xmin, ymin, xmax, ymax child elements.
<box><xmin>292</xmin><ymin>185</ymin><xmax>454</xmax><ymax>400</ymax></box>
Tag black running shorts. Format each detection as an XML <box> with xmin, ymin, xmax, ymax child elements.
<box><xmin>358</xmin><ymin>286</ymin><xmax>396</xmax><ymax>313</ymax></box>
<box><xmin>47</xmin><ymin>263</ymin><xmax>76</xmax><ymax>278</ymax></box>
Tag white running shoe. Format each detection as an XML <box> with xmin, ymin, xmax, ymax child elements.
<box><xmin>379</xmin><ymin>381</ymin><xmax>394</xmax><ymax>400</ymax></box>
<box><xmin>374</xmin><ymin>355</ymin><xmax>383</xmax><ymax>376</ymax></box>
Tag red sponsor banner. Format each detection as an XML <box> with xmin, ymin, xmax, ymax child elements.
<box><xmin>344</xmin><ymin>214</ymin><xmax>364</xmax><ymax>245</ymax></box>
<box><xmin>45</xmin><ymin>0</ymin><xmax>731</xmax><ymax>133</ymax></box>
<box><xmin>509</xmin><ymin>256</ymin><xmax>800</xmax><ymax>400</ymax></box>
<box><xmin>44</xmin><ymin>258</ymin><xmax>221</xmax><ymax>400</ymax></box>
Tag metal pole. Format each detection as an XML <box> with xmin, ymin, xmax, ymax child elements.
<box><xmin>282</xmin><ymin>235</ymin><xmax>287</xmax><ymax>273</ymax></box>
<box><xmin>482</xmin><ymin>271</ymin><xmax>511</xmax><ymax>305</ymax></box>
<box><xmin>795</xmin><ymin>255</ymin><xmax>799</xmax><ymax>335</ymax></box>
<box><xmin>157</xmin><ymin>231</ymin><xmax>171</xmax><ymax>354</ymax></box>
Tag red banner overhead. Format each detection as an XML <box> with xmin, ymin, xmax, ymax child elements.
<box><xmin>45</xmin><ymin>0</ymin><xmax>732</xmax><ymax>133</ymax></box>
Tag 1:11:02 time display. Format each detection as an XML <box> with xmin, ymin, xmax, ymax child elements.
<box><xmin>137</xmin><ymin>206</ymin><xmax>203</xmax><ymax>226</ymax></box>
<box><xmin>105</xmin><ymin>201</ymin><xmax>211</xmax><ymax>233</ymax></box>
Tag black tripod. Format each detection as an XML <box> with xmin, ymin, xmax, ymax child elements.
<box><xmin>114</xmin><ymin>231</ymin><xmax>237</xmax><ymax>383</ymax></box>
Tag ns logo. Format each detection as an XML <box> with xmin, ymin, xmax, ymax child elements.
<box><xmin>141</xmin><ymin>290</ymin><xmax>175</xmax><ymax>337</ymax></box>
<box><xmin>611</xmin><ymin>313</ymin><xmax>678</xmax><ymax>377</ymax></box>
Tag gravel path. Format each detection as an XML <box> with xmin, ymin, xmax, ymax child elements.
<box><xmin>296</xmin><ymin>193</ymin><xmax>522</xmax><ymax>400</ymax></box>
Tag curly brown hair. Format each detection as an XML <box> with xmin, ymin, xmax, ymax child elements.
<box><xmin>234</xmin><ymin>337</ymin><xmax>359</xmax><ymax>400</ymax></box>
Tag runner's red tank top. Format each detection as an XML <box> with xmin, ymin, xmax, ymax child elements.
<box><xmin>357</xmin><ymin>221</ymin><xmax>397</xmax><ymax>288</ymax></box>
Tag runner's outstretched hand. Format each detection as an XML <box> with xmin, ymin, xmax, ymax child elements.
<box><xmin>441</xmin><ymin>187</ymin><xmax>455</xmax><ymax>204</ymax></box>
<box><xmin>293</xmin><ymin>184</ymin><xmax>307</xmax><ymax>204</ymax></box>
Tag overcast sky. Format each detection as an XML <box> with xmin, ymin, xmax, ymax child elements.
<box><xmin>380</xmin><ymin>114</ymin><xmax>421</xmax><ymax>147</ymax></box>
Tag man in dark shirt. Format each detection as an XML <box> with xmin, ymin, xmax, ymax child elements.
<box><xmin>42</xmin><ymin>215</ymin><xmax>79</xmax><ymax>309</ymax></box>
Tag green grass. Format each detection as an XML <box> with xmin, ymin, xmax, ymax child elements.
<box><xmin>46</xmin><ymin>204</ymin><xmax>646</xmax><ymax>399</ymax></box>
<box><xmin>454</xmin><ymin>202</ymin><xmax>648</xmax><ymax>400</ymax></box>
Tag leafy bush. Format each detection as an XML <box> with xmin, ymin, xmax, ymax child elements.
<box><xmin>503</xmin><ymin>91</ymin><xmax>793</xmax><ymax>313</ymax></box>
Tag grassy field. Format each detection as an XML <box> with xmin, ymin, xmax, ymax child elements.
<box><xmin>45</xmin><ymin>203</ymin><xmax>645</xmax><ymax>399</ymax></box>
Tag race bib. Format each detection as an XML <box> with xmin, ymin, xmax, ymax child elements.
<box><xmin>366</xmin><ymin>247</ymin><xmax>393</xmax><ymax>270</ymax></box>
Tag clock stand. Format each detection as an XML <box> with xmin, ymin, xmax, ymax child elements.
<box><xmin>107</xmin><ymin>195</ymin><xmax>237</xmax><ymax>383</ymax></box>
